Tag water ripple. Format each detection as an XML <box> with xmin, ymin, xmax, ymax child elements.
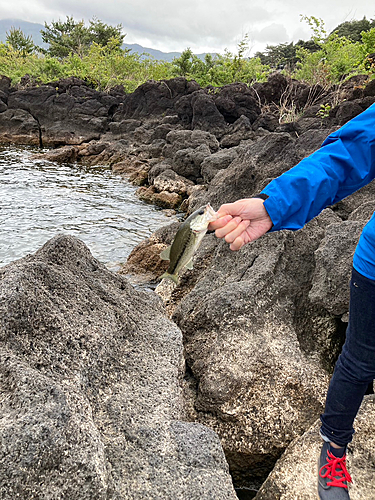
<box><xmin>0</xmin><ymin>146</ymin><xmax>173</xmax><ymax>271</ymax></box>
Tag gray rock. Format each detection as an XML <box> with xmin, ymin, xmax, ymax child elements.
<box><xmin>0</xmin><ymin>235</ymin><xmax>237</xmax><ymax>500</ymax></box>
<box><xmin>7</xmin><ymin>82</ymin><xmax>117</xmax><ymax>146</ymax></box>
<box><xmin>153</xmin><ymin>169</ymin><xmax>194</xmax><ymax>195</ymax></box>
<box><xmin>348</xmin><ymin>201</ymin><xmax>375</xmax><ymax>222</ymax></box>
<box><xmin>331</xmin><ymin>181</ymin><xmax>375</xmax><ymax>219</ymax></box>
<box><xmin>109</xmin><ymin>118</ymin><xmax>142</xmax><ymax>135</ymax></box>
<box><xmin>0</xmin><ymin>108</ymin><xmax>40</xmax><ymax>145</ymax></box>
<box><xmin>309</xmin><ymin>221</ymin><xmax>365</xmax><ymax>316</ymax></box>
<box><xmin>220</xmin><ymin>115</ymin><xmax>255</xmax><ymax>148</ymax></box>
<box><xmin>252</xmin><ymin>113</ymin><xmax>279</xmax><ymax>132</ymax></box>
<box><xmin>168</xmin><ymin>216</ymin><xmax>340</xmax><ymax>487</ymax></box>
<box><xmin>188</xmin><ymin>132</ymin><xmax>295</xmax><ymax>212</ymax></box>
<box><xmin>201</xmin><ymin>148</ymin><xmax>239</xmax><ymax>183</ymax></box>
<box><xmin>334</xmin><ymin>100</ymin><xmax>364</xmax><ymax>125</ymax></box>
<box><xmin>190</xmin><ymin>92</ymin><xmax>227</xmax><ymax>136</ymax></box>
<box><xmin>163</xmin><ymin>129</ymin><xmax>220</xmax><ymax>159</ymax></box>
<box><xmin>172</xmin><ymin>144</ymin><xmax>211</xmax><ymax>180</ymax></box>
<box><xmin>255</xmin><ymin>395</ymin><xmax>375</xmax><ymax>500</ymax></box>
<box><xmin>148</xmin><ymin>160</ymin><xmax>173</xmax><ymax>184</ymax></box>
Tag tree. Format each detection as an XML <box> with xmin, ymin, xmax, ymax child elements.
<box><xmin>330</xmin><ymin>17</ymin><xmax>375</xmax><ymax>42</ymax></box>
<box><xmin>41</xmin><ymin>16</ymin><xmax>125</xmax><ymax>58</ymax></box>
<box><xmin>254</xmin><ymin>40</ymin><xmax>320</xmax><ymax>70</ymax></box>
<box><xmin>89</xmin><ymin>17</ymin><xmax>124</xmax><ymax>47</ymax></box>
<box><xmin>6</xmin><ymin>27</ymin><xmax>35</xmax><ymax>55</ymax></box>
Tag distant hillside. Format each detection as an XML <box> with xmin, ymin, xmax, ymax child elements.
<box><xmin>0</xmin><ymin>18</ymin><xmax>213</xmax><ymax>61</ymax></box>
<box><xmin>0</xmin><ymin>19</ymin><xmax>47</xmax><ymax>48</ymax></box>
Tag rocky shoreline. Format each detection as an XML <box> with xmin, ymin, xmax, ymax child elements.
<box><xmin>1</xmin><ymin>73</ymin><xmax>375</xmax><ymax>499</ymax></box>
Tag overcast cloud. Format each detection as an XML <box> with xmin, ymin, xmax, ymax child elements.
<box><xmin>0</xmin><ymin>0</ymin><xmax>374</xmax><ymax>55</ymax></box>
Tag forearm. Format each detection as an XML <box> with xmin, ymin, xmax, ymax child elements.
<box><xmin>261</xmin><ymin>104</ymin><xmax>375</xmax><ymax>231</ymax></box>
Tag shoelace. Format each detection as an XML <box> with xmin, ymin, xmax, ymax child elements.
<box><xmin>319</xmin><ymin>449</ymin><xmax>352</xmax><ymax>488</ymax></box>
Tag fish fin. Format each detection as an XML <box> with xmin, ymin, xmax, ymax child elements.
<box><xmin>185</xmin><ymin>259</ymin><xmax>194</xmax><ymax>270</ymax></box>
<box><xmin>160</xmin><ymin>246</ymin><xmax>171</xmax><ymax>261</ymax></box>
<box><xmin>160</xmin><ymin>272</ymin><xmax>179</xmax><ymax>284</ymax></box>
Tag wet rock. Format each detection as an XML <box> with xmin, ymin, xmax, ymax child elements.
<box><xmin>137</xmin><ymin>186</ymin><xmax>183</xmax><ymax>209</ymax></box>
<box><xmin>32</xmin><ymin>145</ymin><xmax>79</xmax><ymax>163</ymax></box>
<box><xmin>255</xmin><ymin>395</ymin><xmax>375</xmax><ymax>500</ymax></box>
<box><xmin>0</xmin><ymin>108</ymin><xmax>40</xmax><ymax>145</ymax></box>
<box><xmin>0</xmin><ymin>234</ymin><xmax>237</xmax><ymax>500</ymax></box>
<box><xmin>121</xmin><ymin>221</ymin><xmax>180</xmax><ymax>281</ymax></box>
<box><xmin>153</xmin><ymin>191</ymin><xmax>183</xmax><ymax>208</ymax></box>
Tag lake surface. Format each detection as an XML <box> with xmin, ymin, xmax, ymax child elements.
<box><xmin>0</xmin><ymin>146</ymin><xmax>173</xmax><ymax>271</ymax></box>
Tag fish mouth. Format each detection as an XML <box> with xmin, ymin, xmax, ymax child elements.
<box><xmin>205</xmin><ymin>203</ymin><xmax>218</xmax><ymax>222</ymax></box>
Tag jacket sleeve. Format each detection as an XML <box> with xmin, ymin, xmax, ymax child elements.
<box><xmin>261</xmin><ymin>103</ymin><xmax>375</xmax><ymax>231</ymax></box>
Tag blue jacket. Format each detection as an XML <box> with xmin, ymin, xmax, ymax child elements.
<box><xmin>261</xmin><ymin>103</ymin><xmax>375</xmax><ymax>279</ymax></box>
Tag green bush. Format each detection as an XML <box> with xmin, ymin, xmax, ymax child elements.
<box><xmin>0</xmin><ymin>16</ymin><xmax>374</xmax><ymax>93</ymax></box>
<box><xmin>292</xmin><ymin>16</ymin><xmax>374</xmax><ymax>85</ymax></box>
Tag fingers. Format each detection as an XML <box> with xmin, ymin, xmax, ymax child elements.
<box><xmin>214</xmin><ymin>216</ymin><xmax>243</xmax><ymax>239</ymax></box>
<box><xmin>229</xmin><ymin>236</ymin><xmax>246</xmax><ymax>251</ymax></box>
<box><xmin>224</xmin><ymin>219</ymin><xmax>250</xmax><ymax>244</ymax></box>
<box><xmin>208</xmin><ymin>214</ymin><xmax>232</xmax><ymax>231</ymax></box>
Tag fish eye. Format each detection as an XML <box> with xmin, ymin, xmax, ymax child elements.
<box><xmin>197</xmin><ymin>209</ymin><xmax>204</xmax><ymax>215</ymax></box>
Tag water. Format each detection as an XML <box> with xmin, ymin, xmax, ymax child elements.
<box><xmin>0</xmin><ymin>146</ymin><xmax>173</xmax><ymax>271</ymax></box>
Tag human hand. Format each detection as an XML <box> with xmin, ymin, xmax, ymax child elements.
<box><xmin>208</xmin><ymin>198</ymin><xmax>273</xmax><ymax>250</ymax></box>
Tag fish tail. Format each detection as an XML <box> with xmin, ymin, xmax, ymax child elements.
<box><xmin>160</xmin><ymin>272</ymin><xmax>179</xmax><ymax>284</ymax></box>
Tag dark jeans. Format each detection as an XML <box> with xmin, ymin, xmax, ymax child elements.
<box><xmin>320</xmin><ymin>267</ymin><xmax>375</xmax><ymax>447</ymax></box>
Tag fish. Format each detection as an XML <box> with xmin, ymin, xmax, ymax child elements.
<box><xmin>160</xmin><ymin>203</ymin><xmax>218</xmax><ymax>284</ymax></box>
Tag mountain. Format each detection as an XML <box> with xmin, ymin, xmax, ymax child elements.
<box><xmin>0</xmin><ymin>19</ymin><xmax>47</xmax><ymax>48</ymax></box>
<box><xmin>0</xmin><ymin>18</ymin><xmax>213</xmax><ymax>61</ymax></box>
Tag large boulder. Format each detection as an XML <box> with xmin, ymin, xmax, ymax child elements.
<box><xmin>188</xmin><ymin>128</ymin><xmax>334</xmax><ymax>212</ymax></box>
<box><xmin>201</xmin><ymin>148</ymin><xmax>239</xmax><ymax>183</ymax></box>
<box><xmin>0</xmin><ymin>235</ymin><xmax>237</xmax><ymax>500</ymax></box>
<box><xmin>166</xmin><ymin>210</ymin><xmax>351</xmax><ymax>488</ymax></box>
<box><xmin>172</xmin><ymin>144</ymin><xmax>211</xmax><ymax>181</ymax></box>
<box><xmin>149</xmin><ymin>126</ymin><xmax>375</xmax><ymax>488</ymax></box>
<box><xmin>0</xmin><ymin>108</ymin><xmax>41</xmax><ymax>145</ymax></box>
<box><xmin>163</xmin><ymin>129</ymin><xmax>219</xmax><ymax>159</ymax></box>
<box><xmin>255</xmin><ymin>395</ymin><xmax>375</xmax><ymax>500</ymax></box>
<box><xmin>7</xmin><ymin>79</ymin><xmax>120</xmax><ymax>146</ymax></box>
<box><xmin>114</xmin><ymin>78</ymin><xmax>200</xmax><ymax>120</ymax></box>
<box><xmin>213</xmin><ymin>83</ymin><xmax>261</xmax><ymax>124</ymax></box>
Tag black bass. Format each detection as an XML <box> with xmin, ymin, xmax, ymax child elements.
<box><xmin>160</xmin><ymin>204</ymin><xmax>218</xmax><ymax>284</ymax></box>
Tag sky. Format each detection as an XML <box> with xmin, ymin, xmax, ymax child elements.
<box><xmin>0</xmin><ymin>0</ymin><xmax>374</xmax><ymax>55</ymax></box>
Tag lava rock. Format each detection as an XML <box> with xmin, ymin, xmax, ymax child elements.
<box><xmin>0</xmin><ymin>234</ymin><xmax>237</xmax><ymax>500</ymax></box>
